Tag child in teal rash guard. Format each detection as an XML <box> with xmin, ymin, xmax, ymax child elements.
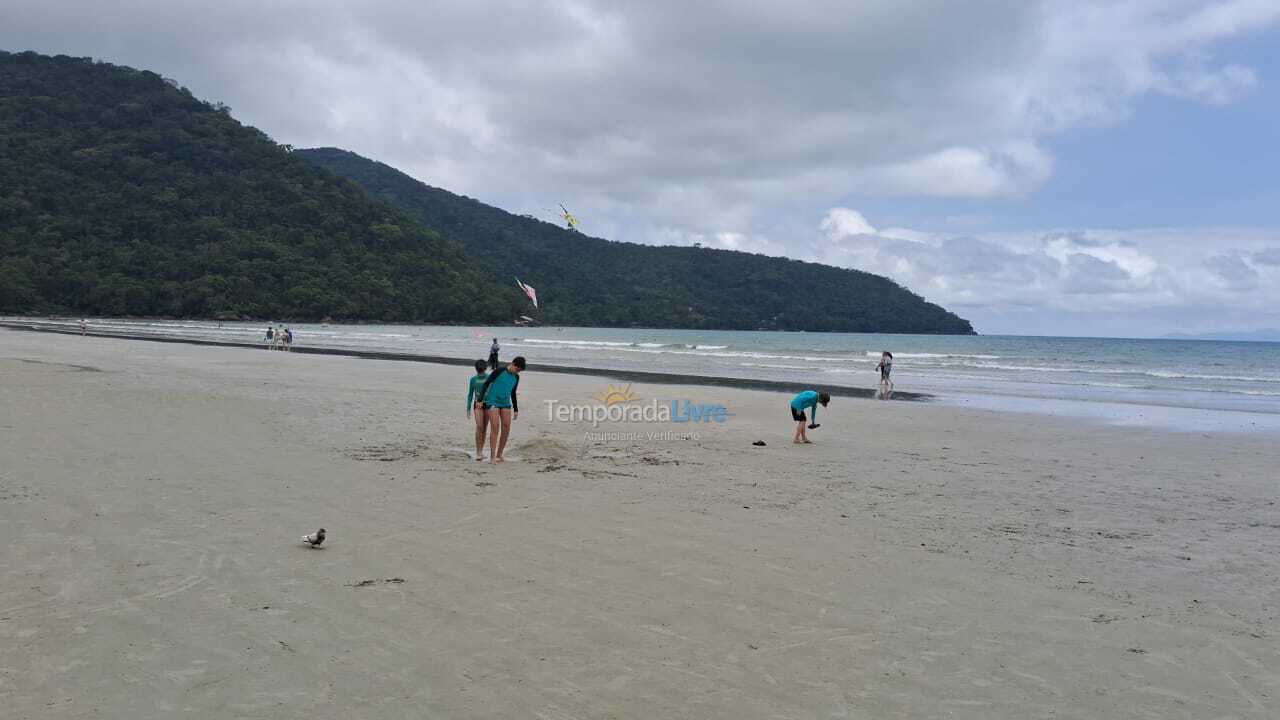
<box><xmin>478</xmin><ymin>356</ymin><xmax>527</xmax><ymax>464</ymax></box>
<box><xmin>789</xmin><ymin>390</ymin><xmax>830</xmax><ymax>444</ymax></box>
<box><xmin>466</xmin><ymin>359</ymin><xmax>489</xmax><ymax>461</ymax></box>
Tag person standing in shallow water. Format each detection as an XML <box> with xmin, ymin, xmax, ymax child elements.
<box><xmin>876</xmin><ymin>351</ymin><xmax>893</xmax><ymax>399</ymax></box>
<box><xmin>488</xmin><ymin>337</ymin><xmax>500</xmax><ymax>370</ymax></box>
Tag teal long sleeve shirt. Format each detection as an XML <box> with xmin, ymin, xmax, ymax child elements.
<box><xmin>790</xmin><ymin>390</ymin><xmax>820</xmax><ymax>423</ymax></box>
<box><xmin>466</xmin><ymin>374</ymin><xmax>487</xmax><ymax>410</ymax></box>
<box><xmin>479</xmin><ymin>368</ymin><xmax>520</xmax><ymax>411</ymax></box>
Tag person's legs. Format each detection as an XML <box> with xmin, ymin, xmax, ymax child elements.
<box><xmin>495</xmin><ymin>408</ymin><xmax>513</xmax><ymax>462</ymax></box>
<box><xmin>791</xmin><ymin>406</ymin><xmax>809</xmax><ymax>443</ymax></box>
<box><xmin>473</xmin><ymin>404</ymin><xmax>487</xmax><ymax>460</ymax></box>
<box><xmin>487</xmin><ymin>408</ymin><xmax>501</xmax><ymax>460</ymax></box>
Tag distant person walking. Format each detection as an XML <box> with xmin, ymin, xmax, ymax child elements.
<box><xmin>79</xmin><ymin>319</ymin><xmax>87</xmax><ymax>336</ymax></box>
<box><xmin>488</xmin><ymin>337</ymin><xmax>500</xmax><ymax>370</ymax></box>
<box><xmin>283</xmin><ymin>327</ymin><xmax>294</xmax><ymax>351</ymax></box>
<box><xmin>465</xmin><ymin>359</ymin><xmax>490</xmax><ymax>461</ymax></box>
<box><xmin>264</xmin><ymin>325</ymin><xmax>274</xmax><ymax>348</ymax></box>
<box><xmin>876</xmin><ymin>351</ymin><xmax>893</xmax><ymax>399</ymax></box>
<box><xmin>789</xmin><ymin>390</ymin><xmax>829</xmax><ymax>444</ymax></box>
<box><xmin>479</xmin><ymin>356</ymin><xmax>526</xmax><ymax>463</ymax></box>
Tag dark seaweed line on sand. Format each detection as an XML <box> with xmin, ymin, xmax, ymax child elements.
<box><xmin>1</xmin><ymin>322</ymin><xmax>931</xmax><ymax>401</ymax></box>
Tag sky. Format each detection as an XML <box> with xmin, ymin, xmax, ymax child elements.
<box><xmin>3</xmin><ymin>0</ymin><xmax>1279</xmax><ymax>336</ymax></box>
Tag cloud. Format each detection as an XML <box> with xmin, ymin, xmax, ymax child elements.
<box><xmin>1252</xmin><ymin>247</ymin><xmax>1280</xmax><ymax>265</ymax></box>
<box><xmin>2</xmin><ymin>0</ymin><xmax>1275</xmax><ymax>208</ymax></box>
<box><xmin>1205</xmin><ymin>253</ymin><xmax>1259</xmax><ymax>289</ymax></box>
<box><xmin>859</xmin><ymin>142</ymin><xmax>1054</xmax><ymax>198</ymax></box>
<box><xmin>1061</xmin><ymin>253</ymin><xmax>1133</xmax><ymax>295</ymax></box>
<box><xmin>1172</xmin><ymin>61</ymin><xmax>1258</xmax><ymax>104</ymax></box>
<box><xmin>820</xmin><ymin>208</ymin><xmax>876</xmax><ymax>238</ymax></box>
<box><xmin>816</xmin><ymin>212</ymin><xmax>1280</xmax><ymax>327</ymax></box>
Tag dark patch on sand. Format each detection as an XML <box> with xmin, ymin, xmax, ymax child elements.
<box><xmin>347</xmin><ymin>578</ymin><xmax>406</xmax><ymax>588</ymax></box>
<box><xmin>6</xmin><ymin>357</ymin><xmax>103</xmax><ymax>372</ymax></box>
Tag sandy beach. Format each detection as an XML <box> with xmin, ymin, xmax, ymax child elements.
<box><xmin>2</xmin><ymin>330</ymin><xmax>1277</xmax><ymax>719</ymax></box>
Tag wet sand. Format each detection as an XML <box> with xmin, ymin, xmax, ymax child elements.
<box><xmin>0</xmin><ymin>320</ymin><xmax>931</xmax><ymax>401</ymax></box>
<box><xmin>2</xmin><ymin>330</ymin><xmax>1277</xmax><ymax>718</ymax></box>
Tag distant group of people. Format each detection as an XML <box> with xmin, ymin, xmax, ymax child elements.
<box><xmin>464</xmin><ymin>338</ymin><xmax>893</xmax><ymax>457</ymax></box>
<box><xmin>264</xmin><ymin>324</ymin><xmax>294</xmax><ymax>351</ymax></box>
<box><xmin>467</xmin><ymin>338</ymin><xmax>526</xmax><ymax>463</ymax></box>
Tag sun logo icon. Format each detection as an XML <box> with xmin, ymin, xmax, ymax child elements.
<box><xmin>594</xmin><ymin>383</ymin><xmax>638</xmax><ymax>406</ymax></box>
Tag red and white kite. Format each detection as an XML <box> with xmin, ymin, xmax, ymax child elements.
<box><xmin>515</xmin><ymin>277</ymin><xmax>538</xmax><ymax>308</ymax></box>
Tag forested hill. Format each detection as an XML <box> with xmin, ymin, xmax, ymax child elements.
<box><xmin>0</xmin><ymin>50</ymin><xmax>520</xmax><ymax>321</ymax></box>
<box><xmin>299</xmin><ymin>148</ymin><xmax>975</xmax><ymax>334</ymax></box>
<box><xmin>0</xmin><ymin>49</ymin><xmax>971</xmax><ymax>332</ymax></box>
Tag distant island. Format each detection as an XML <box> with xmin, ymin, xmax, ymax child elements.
<box><xmin>1</xmin><ymin>49</ymin><xmax>973</xmax><ymax>333</ymax></box>
<box><xmin>1161</xmin><ymin>329</ymin><xmax>1280</xmax><ymax>342</ymax></box>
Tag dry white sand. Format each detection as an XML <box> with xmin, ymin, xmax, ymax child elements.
<box><xmin>2</xmin><ymin>330</ymin><xmax>1277</xmax><ymax>719</ymax></box>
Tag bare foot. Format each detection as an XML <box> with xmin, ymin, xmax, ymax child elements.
<box><xmin>803</xmin><ymin>439</ymin><xmax>813</xmax><ymax>444</ymax></box>
<box><xmin>493</xmin><ymin>456</ymin><xmax>506</xmax><ymax>464</ymax></box>
<box><xmin>475</xmin><ymin>455</ymin><xmax>484</xmax><ymax>461</ymax></box>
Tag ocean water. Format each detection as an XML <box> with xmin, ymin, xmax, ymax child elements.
<box><xmin>11</xmin><ymin>318</ymin><xmax>1280</xmax><ymax>432</ymax></box>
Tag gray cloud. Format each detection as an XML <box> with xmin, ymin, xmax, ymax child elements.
<box><xmin>1205</xmin><ymin>253</ymin><xmax>1259</xmax><ymax>289</ymax></box>
<box><xmin>3</xmin><ymin>1</ymin><xmax>1278</xmax><ymax>335</ymax></box>
<box><xmin>3</xmin><ymin>0</ymin><xmax>1274</xmax><ymax>206</ymax></box>
<box><xmin>1061</xmin><ymin>253</ymin><xmax>1133</xmax><ymax>295</ymax></box>
<box><xmin>817</xmin><ymin>215</ymin><xmax>1280</xmax><ymax>330</ymax></box>
<box><xmin>936</xmin><ymin>237</ymin><xmax>1041</xmax><ymax>277</ymax></box>
<box><xmin>1252</xmin><ymin>247</ymin><xmax>1280</xmax><ymax>265</ymax></box>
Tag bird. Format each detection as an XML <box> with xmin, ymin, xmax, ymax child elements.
<box><xmin>301</xmin><ymin>528</ymin><xmax>326</xmax><ymax>547</ymax></box>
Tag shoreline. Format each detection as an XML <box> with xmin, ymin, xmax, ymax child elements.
<box><xmin>8</xmin><ymin>319</ymin><xmax>1279</xmax><ymax>435</ymax></box>
<box><xmin>0</xmin><ymin>320</ymin><xmax>931</xmax><ymax>402</ymax></box>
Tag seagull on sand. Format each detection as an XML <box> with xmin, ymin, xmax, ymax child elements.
<box><xmin>302</xmin><ymin>528</ymin><xmax>326</xmax><ymax>547</ymax></box>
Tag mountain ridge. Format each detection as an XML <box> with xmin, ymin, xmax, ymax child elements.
<box><xmin>0</xmin><ymin>48</ymin><xmax>973</xmax><ymax>333</ymax></box>
<box><xmin>0</xmin><ymin>50</ymin><xmax>519</xmax><ymax>321</ymax></box>
<box><xmin>298</xmin><ymin>147</ymin><xmax>976</xmax><ymax>334</ymax></box>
